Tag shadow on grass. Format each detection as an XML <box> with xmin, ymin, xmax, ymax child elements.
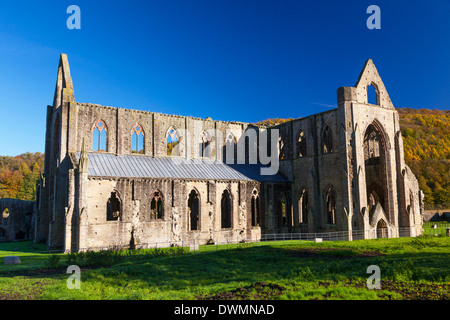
<box><xmin>0</xmin><ymin>240</ymin><xmax>448</xmax><ymax>300</ymax></box>
<box><xmin>0</xmin><ymin>241</ymin><xmax>52</xmax><ymax>255</ymax></box>
<box><xmin>2</xmin><ymin>239</ymin><xmax>449</xmax><ymax>287</ymax></box>
<box><xmin>72</xmin><ymin>245</ymin><xmax>449</xmax><ymax>290</ymax></box>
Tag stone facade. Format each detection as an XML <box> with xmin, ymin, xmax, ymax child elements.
<box><xmin>34</xmin><ymin>55</ymin><xmax>423</xmax><ymax>252</ymax></box>
<box><xmin>0</xmin><ymin>198</ymin><xmax>36</xmax><ymax>241</ymax></box>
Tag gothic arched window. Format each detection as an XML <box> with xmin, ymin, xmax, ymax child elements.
<box><xmin>364</xmin><ymin>125</ymin><xmax>380</xmax><ymax>160</ymax></box>
<box><xmin>326</xmin><ymin>186</ymin><xmax>336</xmax><ymax>224</ymax></box>
<box><xmin>278</xmin><ymin>193</ymin><xmax>287</xmax><ymax>226</ymax></box>
<box><xmin>297</xmin><ymin>130</ymin><xmax>307</xmax><ymax>157</ymax></box>
<box><xmin>188</xmin><ymin>189</ymin><xmax>200</xmax><ymax>231</ymax></box>
<box><xmin>93</xmin><ymin>120</ymin><xmax>107</xmax><ymax>152</ymax></box>
<box><xmin>131</xmin><ymin>124</ymin><xmax>144</xmax><ymax>154</ymax></box>
<box><xmin>299</xmin><ymin>189</ymin><xmax>308</xmax><ymax>223</ymax></box>
<box><xmin>199</xmin><ymin>131</ymin><xmax>211</xmax><ymax>158</ymax></box>
<box><xmin>367</xmin><ymin>83</ymin><xmax>379</xmax><ymax>105</ymax></box>
<box><xmin>251</xmin><ymin>190</ymin><xmax>260</xmax><ymax>227</ymax></box>
<box><xmin>278</xmin><ymin>137</ymin><xmax>285</xmax><ymax>160</ymax></box>
<box><xmin>167</xmin><ymin>127</ymin><xmax>180</xmax><ymax>156</ymax></box>
<box><xmin>106</xmin><ymin>191</ymin><xmax>121</xmax><ymax>221</ymax></box>
<box><xmin>150</xmin><ymin>190</ymin><xmax>163</xmax><ymax>219</ymax></box>
<box><xmin>221</xmin><ymin>189</ymin><xmax>232</xmax><ymax>229</ymax></box>
<box><xmin>224</xmin><ymin>133</ymin><xmax>237</xmax><ymax>163</ymax></box>
<box><xmin>322</xmin><ymin>125</ymin><xmax>333</xmax><ymax>154</ymax></box>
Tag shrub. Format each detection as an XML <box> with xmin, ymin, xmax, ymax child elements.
<box><xmin>45</xmin><ymin>254</ymin><xmax>61</xmax><ymax>269</ymax></box>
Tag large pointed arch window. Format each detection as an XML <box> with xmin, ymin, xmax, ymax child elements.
<box><xmin>224</xmin><ymin>133</ymin><xmax>237</xmax><ymax>163</ymax></box>
<box><xmin>322</xmin><ymin>125</ymin><xmax>333</xmax><ymax>154</ymax></box>
<box><xmin>221</xmin><ymin>189</ymin><xmax>232</xmax><ymax>229</ymax></box>
<box><xmin>199</xmin><ymin>131</ymin><xmax>211</xmax><ymax>158</ymax></box>
<box><xmin>326</xmin><ymin>186</ymin><xmax>336</xmax><ymax>224</ymax></box>
<box><xmin>93</xmin><ymin>120</ymin><xmax>107</xmax><ymax>152</ymax></box>
<box><xmin>278</xmin><ymin>137</ymin><xmax>285</xmax><ymax>160</ymax></box>
<box><xmin>364</xmin><ymin>125</ymin><xmax>381</xmax><ymax>161</ymax></box>
<box><xmin>188</xmin><ymin>190</ymin><xmax>200</xmax><ymax>231</ymax></box>
<box><xmin>278</xmin><ymin>193</ymin><xmax>287</xmax><ymax>227</ymax></box>
<box><xmin>167</xmin><ymin>128</ymin><xmax>180</xmax><ymax>156</ymax></box>
<box><xmin>299</xmin><ymin>189</ymin><xmax>308</xmax><ymax>223</ymax></box>
<box><xmin>368</xmin><ymin>190</ymin><xmax>380</xmax><ymax>214</ymax></box>
<box><xmin>150</xmin><ymin>190</ymin><xmax>163</xmax><ymax>220</ymax></box>
<box><xmin>107</xmin><ymin>191</ymin><xmax>121</xmax><ymax>221</ymax></box>
<box><xmin>131</xmin><ymin>124</ymin><xmax>144</xmax><ymax>154</ymax></box>
<box><xmin>251</xmin><ymin>190</ymin><xmax>260</xmax><ymax>227</ymax></box>
<box><xmin>297</xmin><ymin>130</ymin><xmax>307</xmax><ymax>157</ymax></box>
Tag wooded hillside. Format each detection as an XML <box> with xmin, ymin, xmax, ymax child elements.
<box><xmin>398</xmin><ymin>108</ymin><xmax>449</xmax><ymax>207</ymax></box>
<box><xmin>0</xmin><ymin>152</ymin><xmax>44</xmax><ymax>201</ymax></box>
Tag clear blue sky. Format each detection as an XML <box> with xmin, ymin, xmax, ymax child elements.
<box><xmin>0</xmin><ymin>0</ymin><xmax>449</xmax><ymax>156</ymax></box>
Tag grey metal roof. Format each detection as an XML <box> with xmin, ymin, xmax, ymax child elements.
<box><xmin>77</xmin><ymin>153</ymin><xmax>287</xmax><ymax>182</ymax></box>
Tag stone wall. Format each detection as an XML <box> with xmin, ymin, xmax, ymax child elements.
<box><xmin>63</xmin><ymin>176</ymin><xmax>264</xmax><ymax>251</ymax></box>
<box><xmin>36</xmin><ymin>55</ymin><xmax>423</xmax><ymax>251</ymax></box>
<box><xmin>0</xmin><ymin>198</ymin><xmax>36</xmax><ymax>241</ymax></box>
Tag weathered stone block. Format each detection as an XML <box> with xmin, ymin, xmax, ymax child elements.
<box><xmin>337</xmin><ymin>86</ymin><xmax>357</xmax><ymax>103</ymax></box>
<box><xmin>4</xmin><ymin>256</ymin><xmax>21</xmax><ymax>265</ymax></box>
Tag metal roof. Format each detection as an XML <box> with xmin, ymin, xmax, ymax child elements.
<box><xmin>78</xmin><ymin>153</ymin><xmax>287</xmax><ymax>182</ymax></box>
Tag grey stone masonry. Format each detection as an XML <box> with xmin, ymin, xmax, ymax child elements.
<box><xmin>32</xmin><ymin>54</ymin><xmax>423</xmax><ymax>252</ymax></box>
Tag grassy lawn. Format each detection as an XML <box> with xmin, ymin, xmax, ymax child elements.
<box><xmin>0</xmin><ymin>241</ymin><xmax>64</xmax><ymax>272</ymax></box>
<box><xmin>0</xmin><ymin>236</ymin><xmax>448</xmax><ymax>300</ymax></box>
<box><xmin>423</xmin><ymin>221</ymin><xmax>450</xmax><ymax>236</ymax></box>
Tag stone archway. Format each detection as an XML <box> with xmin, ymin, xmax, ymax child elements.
<box><xmin>364</xmin><ymin>121</ymin><xmax>392</xmax><ymax>223</ymax></box>
<box><xmin>376</xmin><ymin>219</ymin><xmax>388</xmax><ymax>238</ymax></box>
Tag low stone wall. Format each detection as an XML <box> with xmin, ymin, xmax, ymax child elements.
<box><xmin>423</xmin><ymin>210</ymin><xmax>450</xmax><ymax>222</ymax></box>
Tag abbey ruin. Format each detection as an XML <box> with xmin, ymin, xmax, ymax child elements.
<box><xmin>1</xmin><ymin>54</ymin><xmax>424</xmax><ymax>252</ymax></box>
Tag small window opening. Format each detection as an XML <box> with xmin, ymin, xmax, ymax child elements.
<box><xmin>2</xmin><ymin>208</ymin><xmax>10</xmax><ymax>219</ymax></box>
<box><xmin>323</xmin><ymin>125</ymin><xmax>333</xmax><ymax>154</ymax></box>
<box><xmin>299</xmin><ymin>189</ymin><xmax>308</xmax><ymax>223</ymax></box>
<box><xmin>297</xmin><ymin>130</ymin><xmax>307</xmax><ymax>157</ymax></box>
<box><xmin>326</xmin><ymin>186</ymin><xmax>336</xmax><ymax>224</ymax></box>
<box><xmin>188</xmin><ymin>190</ymin><xmax>200</xmax><ymax>231</ymax></box>
<box><xmin>107</xmin><ymin>191</ymin><xmax>121</xmax><ymax>221</ymax></box>
<box><xmin>278</xmin><ymin>195</ymin><xmax>287</xmax><ymax>226</ymax></box>
<box><xmin>367</xmin><ymin>84</ymin><xmax>379</xmax><ymax>105</ymax></box>
<box><xmin>150</xmin><ymin>191</ymin><xmax>163</xmax><ymax>219</ymax></box>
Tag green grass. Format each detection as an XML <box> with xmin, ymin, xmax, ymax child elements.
<box><xmin>422</xmin><ymin>221</ymin><xmax>450</xmax><ymax>236</ymax></box>
<box><xmin>0</xmin><ymin>236</ymin><xmax>449</xmax><ymax>300</ymax></box>
<box><xmin>0</xmin><ymin>241</ymin><xmax>64</xmax><ymax>272</ymax></box>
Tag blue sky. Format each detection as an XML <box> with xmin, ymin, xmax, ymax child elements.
<box><xmin>0</xmin><ymin>0</ymin><xmax>449</xmax><ymax>156</ymax></box>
